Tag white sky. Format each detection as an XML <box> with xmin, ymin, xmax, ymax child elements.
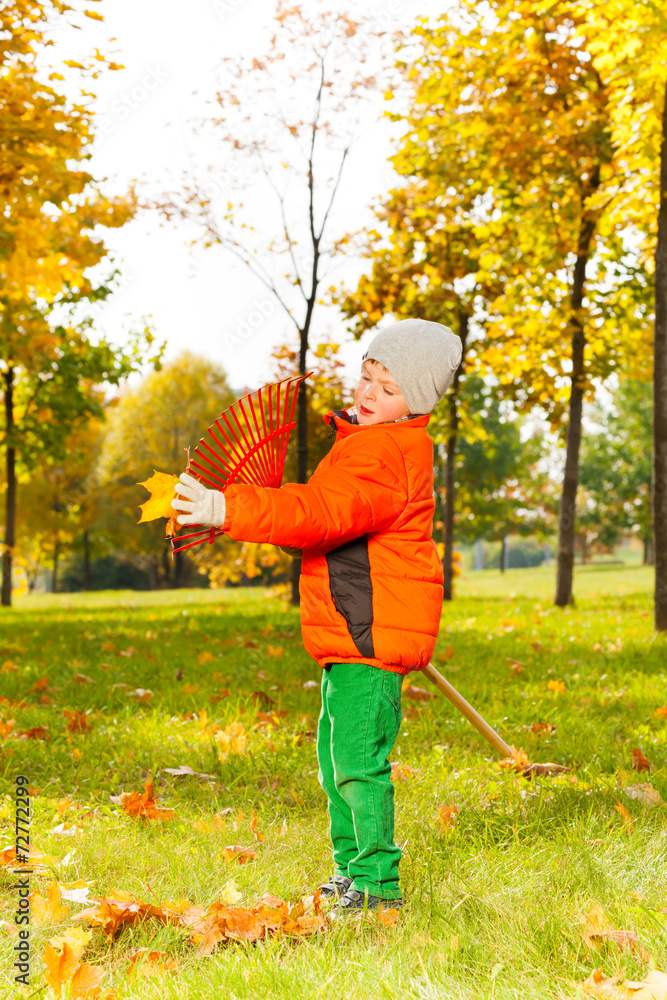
<box><xmin>48</xmin><ymin>0</ymin><xmax>449</xmax><ymax>394</ymax></box>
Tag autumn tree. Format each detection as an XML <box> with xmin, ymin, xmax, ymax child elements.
<box><xmin>15</xmin><ymin>412</ymin><xmax>104</xmax><ymax>591</ymax></box>
<box><xmin>0</xmin><ymin>0</ymin><xmax>140</xmax><ymax>605</ymax></box>
<box><xmin>335</xmin><ymin>174</ymin><xmax>505</xmax><ymax>599</ymax></box>
<box><xmin>154</xmin><ymin>1</ymin><xmax>395</xmax><ymax>604</ymax></box>
<box><xmin>376</xmin><ymin>1</ymin><xmax>653</xmax><ymax>609</ymax></box>
<box><xmin>561</xmin><ymin>0</ymin><xmax>667</xmax><ymax>626</ymax></box>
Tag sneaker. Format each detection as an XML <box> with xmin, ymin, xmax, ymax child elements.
<box><xmin>318</xmin><ymin>874</ymin><xmax>353</xmax><ymax>899</ymax></box>
<box><xmin>335</xmin><ymin>888</ymin><xmax>404</xmax><ymax>912</ymax></box>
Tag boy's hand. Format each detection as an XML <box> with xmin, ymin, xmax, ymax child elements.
<box><xmin>172</xmin><ymin>473</ymin><xmax>226</xmax><ymax>527</ymax></box>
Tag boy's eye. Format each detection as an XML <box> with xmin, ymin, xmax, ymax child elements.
<box><xmin>383</xmin><ymin>388</ymin><xmax>394</xmax><ymax>396</ymax></box>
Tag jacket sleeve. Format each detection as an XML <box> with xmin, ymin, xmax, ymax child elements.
<box><xmin>221</xmin><ymin>436</ymin><xmax>408</xmax><ymax>549</ymax></box>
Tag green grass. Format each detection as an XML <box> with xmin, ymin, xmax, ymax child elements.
<box><xmin>1</xmin><ymin>567</ymin><xmax>666</xmax><ymax>999</ymax></box>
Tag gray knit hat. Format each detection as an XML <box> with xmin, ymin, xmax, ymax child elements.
<box><xmin>362</xmin><ymin>318</ymin><xmax>463</xmax><ymax>414</ymax></box>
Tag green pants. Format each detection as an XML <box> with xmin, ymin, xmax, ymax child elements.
<box><xmin>317</xmin><ymin>662</ymin><xmax>403</xmax><ymax>900</ymax></box>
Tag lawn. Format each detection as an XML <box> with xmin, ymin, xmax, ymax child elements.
<box><xmin>1</xmin><ymin>565</ymin><xmax>666</xmax><ymax>999</ymax></box>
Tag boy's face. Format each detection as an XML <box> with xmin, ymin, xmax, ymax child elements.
<box><xmin>354</xmin><ymin>359</ymin><xmax>411</xmax><ymax>425</ymax></box>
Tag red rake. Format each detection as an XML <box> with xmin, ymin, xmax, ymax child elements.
<box><xmin>171</xmin><ymin>372</ymin><xmax>311</xmax><ymax>555</ymax></box>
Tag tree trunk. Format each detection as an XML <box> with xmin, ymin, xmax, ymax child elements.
<box><xmin>1</xmin><ymin>367</ymin><xmax>16</xmax><ymax>608</ymax></box>
<box><xmin>555</xmin><ymin>168</ymin><xmax>600</xmax><ymax>608</ymax></box>
<box><xmin>291</xmin><ymin>320</ymin><xmax>311</xmax><ymax>608</ymax></box>
<box><xmin>500</xmin><ymin>536</ymin><xmax>507</xmax><ymax>573</ymax></box>
<box><xmin>83</xmin><ymin>530</ymin><xmax>91</xmax><ymax>590</ymax></box>
<box><xmin>174</xmin><ymin>549</ymin><xmax>183</xmax><ymax>588</ymax></box>
<box><xmin>442</xmin><ymin>311</ymin><xmax>469</xmax><ymax>601</ymax></box>
<box><xmin>53</xmin><ymin>541</ymin><xmax>59</xmax><ymax>594</ymax></box>
<box><xmin>644</xmin><ymin>535</ymin><xmax>655</xmax><ymax>567</ymax></box>
<box><xmin>654</xmin><ymin>79</ymin><xmax>667</xmax><ymax>631</ymax></box>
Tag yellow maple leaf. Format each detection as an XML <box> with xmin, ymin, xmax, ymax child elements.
<box><xmin>137</xmin><ymin>471</ymin><xmax>180</xmax><ymax>523</ymax></box>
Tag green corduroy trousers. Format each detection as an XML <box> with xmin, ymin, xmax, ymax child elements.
<box><xmin>317</xmin><ymin>662</ymin><xmax>403</xmax><ymax>900</ymax></box>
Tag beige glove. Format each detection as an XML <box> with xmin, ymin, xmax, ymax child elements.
<box><xmin>172</xmin><ymin>472</ymin><xmax>226</xmax><ymax>527</ymax></box>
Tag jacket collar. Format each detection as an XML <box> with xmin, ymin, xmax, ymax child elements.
<box><xmin>323</xmin><ymin>408</ymin><xmax>430</xmax><ymax>437</ymax></box>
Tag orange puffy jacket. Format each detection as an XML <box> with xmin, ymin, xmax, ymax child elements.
<box><xmin>221</xmin><ymin>408</ymin><xmax>444</xmax><ymax>674</ymax></box>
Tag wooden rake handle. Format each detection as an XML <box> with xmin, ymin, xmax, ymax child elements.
<box><xmin>422</xmin><ymin>662</ymin><xmax>513</xmax><ymax>759</ymax></box>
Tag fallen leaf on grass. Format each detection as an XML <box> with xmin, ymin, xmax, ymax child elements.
<box><xmin>47</xmin><ymin>926</ymin><xmax>92</xmax><ymax>962</ymax></box>
<box><xmin>547</xmin><ymin>679</ymin><xmax>566</xmax><ymax>695</ymax></box>
<box><xmin>126</xmin><ymin>948</ymin><xmax>180</xmax><ymax>977</ymax></box>
<box><xmin>614</xmin><ymin>800</ymin><xmax>634</xmax><ymax>833</ymax></box>
<box><xmin>198</xmin><ymin>651</ymin><xmax>214</xmax><ymax>665</ymax></box>
<box><xmin>250</xmin><ymin>811</ymin><xmax>265</xmax><ymax>842</ymax></box>
<box><xmin>506</xmin><ymin>658</ymin><xmax>525</xmax><ymax>675</ymax></box>
<box><xmin>0</xmin><ymin>845</ymin><xmax>46</xmax><ymax>870</ymax></box>
<box><xmin>112</xmin><ymin>778</ymin><xmax>177</xmax><ymax>822</ymax></box>
<box><xmin>655</xmin><ymin>706</ymin><xmax>667</xmax><ymax>720</ymax></box>
<box><xmin>372</xmin><ymin>908</ymin><xmax>400</xmax><ymax>927</ymax></box>
<box><xmin>162</xmin><ymin>764</ymin><xmax>216</xmax><ymax>780</ymax></box>
<box><xmin>436</xmin><ymin>646</ymin><xmax>455</xmax><ymax>663</ymax></box>
<box><xmin>582</xmin><ymin>968</ymin><xmax>667</xmax><ymax>999</ymax></box>
<box><xmin>129</xmin><ymin>688</ymin><xmax>153</xmax><ymax>702</ymax></box>
<box><xmin>0</xmin><ymin>716</ymin><xmax>17</xmax><ymax>738</ymax></box>
<box><xmin>497</xmin><ymin>745</ymin><xmax>532</xmax><ymax>771</ymax></box>
<box><xmin>435</xmin><ymin>803</ymin><xmax>458</xmax><ymax>832</ymax></box>
<box><xmin>403</xmin><ymin>685</ymin><xmax>437</xmax><ymax>702</ymax></box>
<box><xmin>218</xmin><ymin>879</ymin><xmax>243</xmax><ymax>905</ymax></box>
<box><xmin>73</xmin><ymin>674</ymin><xmax>95</xmax><ymax>685</ymax></box>
<box><xmin>623</xmin><ymin>784</ymin><xmax>663</xmax><ymax>807</ymax></box>
<box><xmin>63</xmin><ymin>709</ymin><xmax>93</xmax><ymax>734</ymax></box>
<box><xmin>530</xmin><ymin>721</ymin><xmax>556</xmax><ymax>735</ymax></box>
<box><xmin>43</xmin><ymin>940</ymin><xmax>106</xmax><ymax>998</ymax></box>
<box><xmin>631</xmin><ymin>748</ymin><xmax>652</xmax><ymax>772</ymax></box>
<box><xmin>16</xmin><ymin>725</ymin><xmax>50</xmax><ymax>740</ymax></box>
<box><xmin>214</xmin><ymin>721</ymin><xmax>247</xmax><ymax>762</ymax></box>
<box><xmin>73</xmin><ymin>890</ymin><xmax>190</xmax><ymax>938</ymax></box>
<box><xmin>266</xmin><ymin>644</ymin><xmax>284</xmax><ymax>657</ymax></box>
<box><xmin>220</xmin><ymin>845</ymin><xmax>257</xmax><ymax>864</ymax></box>
<box><xmin>185</xmin><ymin>890</ymin><xmax>327</xmax><ymax>955</ymax></box>
<box><xmin>391</xmin><ymin>763</ymin><xmax>419</xmax><ymax>781</ymax></box>
<box><xmin>583</xmin><ymin>904</ymin><xmax>651</xmax><ymax>961</ymax></box>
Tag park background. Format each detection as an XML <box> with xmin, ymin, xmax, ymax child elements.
<box><xmin>1</xmin><ymin>2</ymin><xmax>667</xmax><ymax>999</ymax></box>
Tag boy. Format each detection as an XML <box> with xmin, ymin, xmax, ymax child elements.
<box><xmin>172</xmin><ymin>318</ymin><xmax>462</xmax><ymax>912</ymax></box>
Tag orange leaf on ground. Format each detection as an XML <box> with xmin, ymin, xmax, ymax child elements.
<box><xmin>391</xmin><ymin>763</ymin><xmax>419</xmax><ymax>781</ymax></box>
<box><xmin>116</xmin><ymin>778</ymin><xmax>177</xmax><ymax>822</ymax></box>
<box><xmin>31</xmin><ymin>882</ymin><xmax>70</xmax><ymax>925</ymax></box>
<box><xmin>250</xmin><ymin>811</ymin><xmax>265</xmax><ymax>842</ymax></box>
<box><xmin>582</xmin><ymin>968</ymin><xmax>667</xmax><ymax>999</ymax></box>
<box><xmin>68</xmin><ymin>959</ymin><xmax>105</xmax><ymax>998</ymax></box>
<box><xmin>614</xmin><ymin>800</ymin><xmax>634</xmax><ymax>833</ymax></box>
<box><xmin>43</xmin><ymin>941</ymin><xmax>80</xmax><ymax>994</ymax></box>
<box><xmin>530</xmin><ymin>721</ymin><xmax>556</xmax><ymax>735</ymax></box>
<box><xmin>436</xmin><ymin>803</ymin><xmax>458</xmax><ymax>832</ymax></box>
<box><xmin>127</xmin><ymin>949</ymin><xmax>180</xmax><ymax>977</ymax></box>
<box><xmin>137</xmin><ymin>471</ymin><xmax>180</xmax><ymax>523</ymax></box>
<box><xmin>547</xmin><ymin>679</ymin><xmax>566</xmax><ymax>695</ymax></box>
<box><xmin>655</xmin><ymin>706</ymin><xmax>667</xmax><ymax>719</ymax></box>
<box><xmin>631</xmin><ymin>747</ymin><xmax>652</xmax><ymax>772</ymax></box>
<box><xmin>16</xmin><ymin>725</ymin><xmax>50</xmax><ymax>740</ymax></box>
<box><xmin>497</xmin><ymin>745</ymin><xmax>532</xmax><ymax>771</ymax></box>
<box><xmin>403</xmin><ymin>685</ymin><xmax>437</xmax><ymax>702</ymax></box>
<box><xmin>221</xmin><ymin>845</ymin><xmax>257</xmax><ymax>864</ymax></box>
<box><xmin>63</xmin><ymin>709</ymin><xmax>93</xmax><ymax>734</ymax></box>
<box><xmin>582</xmin><ymin>904</ymin><xmax>651</xmax><ymax>961</ymax></box>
